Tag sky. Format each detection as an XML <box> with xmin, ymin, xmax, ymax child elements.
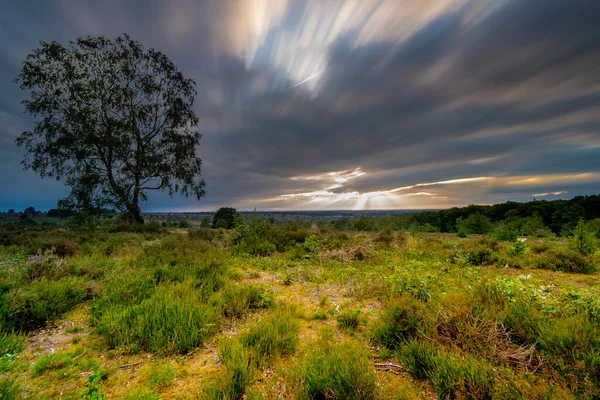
<box><xmin>1</xmin><ymin>0</ymin><xmax>599</xmax><ymax>212</ymax></box>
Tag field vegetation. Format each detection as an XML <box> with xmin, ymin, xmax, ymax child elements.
<box><xmin>0</xmin><ymin>201</ymin><xmax>599</xmax><ymax>399</ymax></box>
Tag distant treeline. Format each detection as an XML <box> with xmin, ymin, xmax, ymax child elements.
<box><xmin>328</xmin><ymin>195</ymin><xmax>600</xmax><ymax>236</ymax></box>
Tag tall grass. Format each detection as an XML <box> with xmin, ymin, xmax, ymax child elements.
<box><xmin>96</xmin><ymin>281</ymin><xmax>219</xmax><ymax>354</ymax></box>
<box><xmin>295</xmin><ymin>334</ymin><xmax>377</xmax><ymax>400</ymax></box>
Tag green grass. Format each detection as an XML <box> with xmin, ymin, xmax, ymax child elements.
<box><xmin>31</xmin><ymin>352</ymin><xmax>73</xmax><ymax>377</ymax></box>
<box><xmin>146</xmin><ymin>362</ymin><xmax>175</xmax><ymax>388</ymax></box>
<box><xmin>95</xmin><ymin>281</ymin><xmax>220</xmax><ymax>354</ymax></box>
<box><xmin>295</xmin><ymin>332</ymin><xmax>378</xmax><ymax>400</ymax></box>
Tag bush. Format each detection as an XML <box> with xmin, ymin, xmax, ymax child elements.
<box><xmin>571</xmin><ymin>219</ymin><xmax>596</xmax><ymax>256</ymax></box>
<box><xmin>54</xmin><ymin>240</ymin><xmax>79</xmax><ymax>257</ymax></box>
<box><xmin>491</xmin><ymin>223</ymin><xmax>517</xmax><ymax>242</ymax></box>
<box><xmin>371</xmin><ymin>299</ymin><xmax>430</xmax><ymax>349</ymax></box>
<box><xmin>533</xmin><ymin>248</ymin><xmax>596</xmax><ymax>274</ymax></box>
<box><xmin>296</xmin><ymin>338</ymin><xmax>377</xmax><ymax>400</ymax></box>
<box><xmin>457</xmin><ymin>230</ymin><xmax>468</xmax><ymax>238</ymax></box>
<box><xmin>466</xmin><ymin>247</ymin><xmax>497</xmax><ymax>266</ymax></box>
<box><xmin>457</xmin><ymin>213</ymin><xmax>493</xmax><ymax>235</ymax></box>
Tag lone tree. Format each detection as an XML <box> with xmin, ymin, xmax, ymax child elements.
<box><xmin>16</xmin><ymin>34</ymin><xmax>205</xmax><ymax>223</ymax></box>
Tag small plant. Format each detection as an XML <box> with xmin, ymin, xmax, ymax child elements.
<box><xmin>66</xmin><ymin>326</ymin><xmax>84</xmax><ymax>334</ymax></box>
<box><xmin>80</xmin><ymin>373</ymin><xmax>104</xmax><ymax>400</ymax></box>
<box><xmin>508</xmin><ymin>239</ymin><xmax>527</xmax><ymax>256</ymax></box>
<box><xmin>571</xmin><ymin>219</ymin><xmax>596</xmax><ymax>256</ymax></box>
<box><xmin>457</xmin><ymin>229</ymin><xmax>468</xmax><ymax>238</ymax></box>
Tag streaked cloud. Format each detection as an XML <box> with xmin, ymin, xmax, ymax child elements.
<box><xmin>0</xmin><ymin>0</ymin><xmax>599</xmax><ymax>211</ymax></box>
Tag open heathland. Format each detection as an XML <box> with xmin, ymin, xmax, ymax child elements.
<box><xmin>0</xmin><ymin>219</ymin><xmax>599</xmax><ymax>399</ymax></box>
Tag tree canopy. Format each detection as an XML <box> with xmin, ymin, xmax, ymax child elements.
<box><xmin>213</xmin><ymin>207</ymin><xmax>237</xmax><ymax>229</ymax></box>
<box><xmin>16</xmin><ymin>34</ymin><xmax>205</xmax><ymax>223</ymax></box>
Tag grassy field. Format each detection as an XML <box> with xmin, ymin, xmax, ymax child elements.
<box><xmin>0</xmin><ymin>222</ymin><xmax>598</xmax><ymax>399</ymax></box>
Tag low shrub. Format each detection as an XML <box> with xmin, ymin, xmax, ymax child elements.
<box><xmin>501</xmin><ymin>300</ymin><xmax>544</xmax><ymax>345</ymax></box>
<box><xmin>188</xmin><ymin>228</ymin><xmax>218</xmax><ymax>242</ymax></box>
<box><xmin>371</xmin><ymin>299</ymin><xmax>430</xmax><ymax>350</ymax></box>
<box><xmin>54</xmin><ymin>240</ymin><xmax>79</xmax><ymax>258</ymax></box>
<box><xmin>533</xmin><ymin>248</ymin><xmax>596</xmax><ymax>274</ymax></box>
<box><xmin>466</xmin><ymin>247</ymin><xmax>497</xmax><ymax>266</ymax></box>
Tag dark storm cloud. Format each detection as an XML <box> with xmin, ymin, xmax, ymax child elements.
<box><xmin>0</xmin><ymin>0</ymin><xmax>599</xmax><ymax>211</ymax></box>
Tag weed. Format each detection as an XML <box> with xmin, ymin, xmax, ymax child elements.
<box><xmin>80</xmin><ymin>373</ymin><xmax>104</xmax><ymax>400</ymax></box>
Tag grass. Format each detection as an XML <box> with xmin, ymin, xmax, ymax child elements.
<box><xmin>0</xmin><ymin>223</ymin><xmax>598</xmax><ymax>398</ymax></box>
<box><xmin>295</xmin><ymin>331</ymin><xmax>378</xmax><ymax>400</ymax></box>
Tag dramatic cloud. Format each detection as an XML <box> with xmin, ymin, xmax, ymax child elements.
<box><xmin>1</xmin><ymin>0</ymin><xmax>599</xmax><ymax>211</ymax></box>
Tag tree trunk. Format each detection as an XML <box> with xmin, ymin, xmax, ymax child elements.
<box><xmin>126</xmin><ymin>202</ymin><xmax>144</xmax><ymax>224</ymax></box>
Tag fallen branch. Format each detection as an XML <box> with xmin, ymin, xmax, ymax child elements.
<box><xmin>374</xmin><ymin>363</ymin><xmax>402</xmax><ymax>369</ymax></box>
<box><xmin>119</xmin><ymin>361</ymin><xmax>143</xmax><ymax>369</ymax></box>
<box><xmin>72</xmin><ymin>349</ymin><xmax>86</xmax><ymax>360</ymax></box>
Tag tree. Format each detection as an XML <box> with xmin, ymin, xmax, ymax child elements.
<box><xmin>24</xmin><ymin>206</ymin><xmax>36</xmax><ymax>215</ymax></box>
<box><xmin>200</xmin><ymin>216</ymin><xmax>211</xmax><ymax>228</ymax></box>
<box><xmin>456</xmin><ymin>213</ymin><xmax>493</xmax><ymax>234</ymax></box>
<box><xmin>212</xmin><ymin>207</ymin><xmax>236</xmax><ymax>229</ymax></box>
<box><xmin>15</xmin><ymin>34</ymin><xmax>205</xmax><ymax>223</ymax></box>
